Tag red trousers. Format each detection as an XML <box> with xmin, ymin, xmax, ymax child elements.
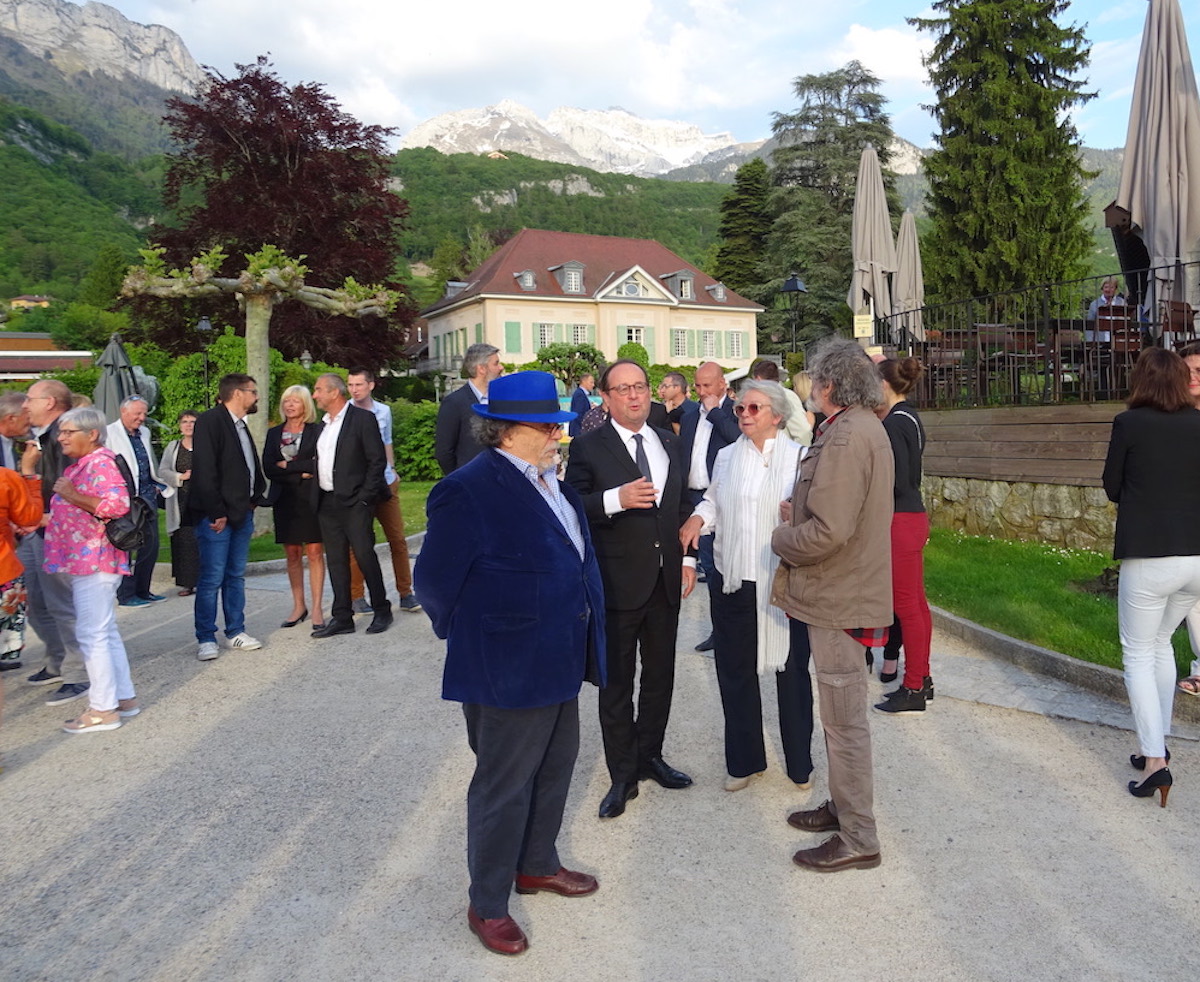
<box><xmin>890</xmin><ymin>511</ymin><xmax>932</xmax><ymax>690</ymax></box>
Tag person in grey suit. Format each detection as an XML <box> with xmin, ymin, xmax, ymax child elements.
<box><xmin>434</xmin><ymin>343</ymin><xmax>503</xmax><ymax>475</ymax></box>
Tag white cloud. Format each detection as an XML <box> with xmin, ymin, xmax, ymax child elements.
<box><xmin>831</xmin><ymin>23</ymin><xmax>931</xmax><ymax>86</ymax></box>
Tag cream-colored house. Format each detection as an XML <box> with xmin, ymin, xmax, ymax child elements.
<box><xmin>420</xmin><ymin>229</ymin><xmax>761</xmax><ymax>374</ymax></box>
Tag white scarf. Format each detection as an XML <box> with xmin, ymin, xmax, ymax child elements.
<box><xmin>715</xmin><ymin>435</ymin><xmax>803</xmax><ymax>674</ymax></box>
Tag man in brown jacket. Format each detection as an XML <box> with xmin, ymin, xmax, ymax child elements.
<box><xmin>771</xmin><ymin>338</ymin><xmax>893</xmax><ymax>873</ymax></box>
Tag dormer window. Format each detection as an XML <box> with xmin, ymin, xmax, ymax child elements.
<box><xmin>660</xmin><ymin>269</ymin><xmax>695</xmax><ymax>300</ymax></box>
<box><xmin>680</xmin><ymin>278</ymin><xmax>693</xmax><ymax>300</ymax></box>
<box><xmin>706</xmin><ymin>283</ymin><xmax>727</xmax><ymax>302</ymax></box>
<box><xmin>550</xmin><ymin>261</ymin><xmax>585</xmax><ymax>294</ymax></box>
<box><xmin>516</xmin><ymin>270</ymin><xmax>536</xmax><ymax>291</ymax></box>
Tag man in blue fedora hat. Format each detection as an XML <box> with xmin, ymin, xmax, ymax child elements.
<box><xmin>415</xmin><ymin>371</ymin><xmax>607</xmax><ymax>957</ymax></box>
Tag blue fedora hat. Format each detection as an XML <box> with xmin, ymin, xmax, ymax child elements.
<box><xmin>471</xmin><ymin>371</ymin><xmax>577</xmax><ymax>424</ymax></box>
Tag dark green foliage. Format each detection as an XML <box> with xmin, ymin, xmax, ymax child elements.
<box><xmin>392</xmin><ymin>401</ymin><xmax>440</xmax><ymax>480</ymax></box>
<box><xmin>911</xmin><ymin>0</ymin><xmax>1095</xmax><ymax>302</ymax></box>
<box><xmin>616</xmin><ymin>342</ymin><xmax>650</xmax><ymax>370</ymax></box>
<box><xmin>77</xmin><ymin>242</ymin><xmax>135</xmax><ymax>309</ymax></box>
<box><xmin>392</xmin><ymin>148</ymin><xmax>726</xmax><ymax>265</ymax></box>
<box><xmin>713</xmin><ymin>158</ymin><xmax>770</xmax><ymax>296</ymax></box>
<box><xmin>529</xmin><ymin>342</ymin><xmax>607</xmax><ymax>388</ymax></box>
<box><xmin>42</xmin><ymin>363</ymin><xmax>100</xmax><ymax>396</ymax></box>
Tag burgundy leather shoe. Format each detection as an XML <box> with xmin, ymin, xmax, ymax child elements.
<box><xmin>515</xmin><ymin>867</ymin><xmax>599</xmax><ymax>897</ymax></box>
<box><xmin>792</xmin><ymin>834</ymin><xmax>881</xmax><ymax>873</ymax></box>
<box><xmin>467</xmin><ymin>906</ymin><xmax>528</xmax><ymax>955</ymax></box>
<box><xmin>786</xmin><ymin>799</ymin><xmax>840</xmax><ymax>833</ymax></box>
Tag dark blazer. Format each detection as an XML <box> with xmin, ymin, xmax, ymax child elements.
<box><xmin>1102</xmin><ymin>406</ymin><xmax>1200</xmax><ymax>559</ymax></box>
<box><xmin>569</xmin><ymin>386</ymin><xmax>592</xmax><ymax>437</ymax></box>
<box><xmin>648</xmin><ymin>401</ymin><xmax>671</xmax><ymax>431</ymax></box>
<box><xmin>435</xmin><ymin>383</ymin><xmax>484</xmax><ymax>475</ymax></box>
<box><xmin>416</xmin><ymin>448</ymin><xmax>606</xmax><ymax>709</ymax></box>
<box><xmin>565</xmin><ymin>421</ymin><xmax>691</xmax><ymax>611</ymax></box>
<box><xmin>188</xmin><ymin>404</ymin><xmax>267</xmax><ymax>526</ymax></box>
<box><xmin>261</xmin><ymin>421</ymin><xmax>322</xmax><ymax>507</ymax></box>
<box><xmin>678</xmin><ymin>396</ymin><xmax>740</xmax><ymax>484</ymax></box>
<box><xmin>309</xmin><ymin>404</ymin><xmax>389</xmax><ymax>510</ymax></box>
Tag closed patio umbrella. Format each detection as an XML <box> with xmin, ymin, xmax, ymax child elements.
<box><xmin>892</xmin><ymin>209</ymin><xmax>925</xmax><ymax>343</ymax></box>
<box><xmin>847</xmin><ymin>144</ymin><xmax>897</xmax><ymax>325</ymax></box>
<box><xmin>1114</xmin><ymin>0</ymin><xmax>1200</xmax><ymax>332</ymax></box>
<box><xmin>92</xmin><ymin>334</ymin><xmax>139</xmax><ymax>424</ymax></box>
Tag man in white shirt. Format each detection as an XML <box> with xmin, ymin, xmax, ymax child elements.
<box><xmin>346</xmin><ymin>368</ymin><xmax>421</xmax><ymax>614</ymax></box>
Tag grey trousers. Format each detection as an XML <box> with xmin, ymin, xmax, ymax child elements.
<box><xmin>462</xmin><ymin>698</ymin><xmax>580</xmax><ymax>918</ymax></box>
<box><xmin>17</xmin><ymin>533</ymin><xmax>87</xmax><ymax>683</ymax></box>
<box><xmin>808</xmin><ymin>624</ymin><xmax>878</xmax><ymax>855</ymax></box>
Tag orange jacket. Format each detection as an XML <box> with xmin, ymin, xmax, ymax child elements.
<box><xmin>0</xmin><ymin>470</ymin><xmax>43</xmax><ymax>584</ymax></box>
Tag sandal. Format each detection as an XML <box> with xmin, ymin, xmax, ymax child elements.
<box><xmin>1177</xmin><ymin>676</ymin><xmax>1200</xmax><ymax>697</ymax></box>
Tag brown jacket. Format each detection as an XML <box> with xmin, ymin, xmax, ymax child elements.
<box><xmin>770</xmin><ymin>405</ymin><xmax>894</xmax><ymax>630</ymax></box>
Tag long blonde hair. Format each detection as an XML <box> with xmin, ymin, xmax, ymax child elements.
<box><xmin>279</xmin><ymin>385</ymin><xmax>317</xmax><ymax>424</ymax></box>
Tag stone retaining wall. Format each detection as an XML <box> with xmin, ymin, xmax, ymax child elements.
<box><xmin>923</xmin><ymin>475</ymin><xmax>1116</xmax><ymax>553</ymax></box>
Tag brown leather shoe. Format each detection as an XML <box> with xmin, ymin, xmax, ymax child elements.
<box><xmin>786</xmin><ymin>799</ymin><xmax>840</xmax><ymax>833</ymax></box>
<box><xmin>467</xmin><ymin>906</ymin><xmax>528</xmax><ymax>955</ymax></box>
<box><xmin>515</xmin><ymin>867</ymin><xmax>599</xmax><ymax>897</ymax></box>
<box><xmin>792</xmin><ymin>835</ymin><xmax>881</xmax><ymax>873</ymax></box>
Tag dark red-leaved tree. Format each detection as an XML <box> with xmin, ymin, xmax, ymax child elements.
<box><xmin>148</xmin><ymin>57</ymin><xmax>414</xmax><ymax>367</ymax></box>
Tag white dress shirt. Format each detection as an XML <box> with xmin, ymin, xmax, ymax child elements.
<box><xmin>317</xmin><ymin>402</ymin><xmax>350</xmax><ymax>491</ymax></box>
<box><xmin>603</xmin><ymin>419</ymin><xmax>669</xmax><ymax>515</ymax></box>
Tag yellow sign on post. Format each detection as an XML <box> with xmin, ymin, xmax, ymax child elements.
<box><xmin>853</xmin><ymin>313</ymin><xmax>873</xmax><ymax>339</ymax></box>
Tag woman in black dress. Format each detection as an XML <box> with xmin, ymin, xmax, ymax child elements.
<box><xmin>263</xmin><ymin>385</ymin><xmax>325</xmax><ymax>631</ymax></box>
<box><xmin>160</xmin><ymin>411</ymin><xmax>199</xmax><ymax>595</ymax></box>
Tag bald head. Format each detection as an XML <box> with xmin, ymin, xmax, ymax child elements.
<box><xmin>693</xmin><ymin>361</ymin><xmax>727</xmax><ymax>409</ymax></box>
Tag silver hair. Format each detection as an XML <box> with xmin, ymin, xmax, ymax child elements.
<box><xmin>59</xmin><ymin>406</ymin><xmax>108</xmax><ymax>445</ymax></box>
<box><xmin>0</xmin><ymin>391</ymin><xmax>26</xmax><ymax>416</ymax></box>
<box><xmin>120</xmin><ymin>395</ymin><xmax>148</xmax><ymax>408</ymax></box>
<box><xmin>317</xmin><ymin>373</ymin><xmax>349</xmax><ymax>397</ymax></box>
<box><xmin>471</xmin><ymin>416</ymin><xmax>517</xmax><ymax>448</ymax></box>
<box><xmin>807</xmin><ymin>337</ymin><xmax>884</xmax><ymax>410</ymax></box>
<box><xmin>738</xmin><ymin>380</ymin><xmax>791</xmax><ymax>426</ymax></box>
<box><xmin>463</xmin><ymin>343</ymin><xmax>499</xmax><ymax>379</ymax></box>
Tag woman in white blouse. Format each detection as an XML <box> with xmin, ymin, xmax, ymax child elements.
<box><xmin>680</xmin><ymin>380</ymin><xmax>814</xmax><ymax>792</ymax></box>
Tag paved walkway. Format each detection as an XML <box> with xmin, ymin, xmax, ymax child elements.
<box><xmin>2</xmin><ymin>546</ymin><xmax>1197</xmax><ymax>982</ymax></box>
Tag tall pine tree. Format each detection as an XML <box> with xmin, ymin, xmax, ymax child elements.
<box><xmin>912</xmin><ymin>0</ymin><xmax>1094</xmax><ymax>302</ymax></box>
<box><xmin>713</xmin><ymin>157</ymin><xmax>770</xmax><ymax>297</ymax></box>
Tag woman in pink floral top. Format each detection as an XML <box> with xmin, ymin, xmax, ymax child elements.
<box><xmin>43</xmin><ymin>407</ymin><xmax>138</xmax><ymax>734</ymax></box>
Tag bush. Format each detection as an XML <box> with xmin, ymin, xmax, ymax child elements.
<box><xmin>617</xmin><ymin>341</ymin><xmax>649</xmax><ymax>369</ymax></box>
<box><xmin>392</xmin><ymin>400</ymin><xmax>440</xmax><ymax>480</ymax></box>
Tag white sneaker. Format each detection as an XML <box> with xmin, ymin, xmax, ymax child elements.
<box><xmin>197</xmin><ymin>642</ymin><xmax>219</xmax><ymax>661</ymax></box>
<box><xmin>222</xmin><ymin>633</ymin><xmax>263</xmax><ymax>651</ymax></box>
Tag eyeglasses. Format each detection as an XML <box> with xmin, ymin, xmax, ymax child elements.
<box><xmin>23</xmin><ymin>394</ymin><xmax>52</xmax><ymax>403</ymax></box>
<box><xmin>607</xmin><ymin>382</ymin><xmax>649</xmax><ymax>397</ymax></box>
<box><xmin>734</xmin><ymin>402</ymin><xmax>772</xmax><ymax>417</ymax></box>
<box><xmin>57</xmin><ymin>428</ymin><xmax>82</xmax><ymax>435</ymax></box>
<box><xmin>523</xmin><ymin>422</ymin><xmax>563</xmax><ymax>435</ymax></box>
<box><xmin>240</xmin><ymin>388</ymin><xmax>258</xmax><ymax>396</ymax></box>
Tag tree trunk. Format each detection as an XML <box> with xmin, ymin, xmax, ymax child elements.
<box><xmin>244</xmin><ymin>292</ymin><xmax>273</xmax><ymax>535</ymax></box>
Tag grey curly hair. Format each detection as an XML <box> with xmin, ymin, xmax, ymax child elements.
<box><xmin>807</xmin><ymin>337</ymin><xmax>883</xmax><ymax>410</ymax></box>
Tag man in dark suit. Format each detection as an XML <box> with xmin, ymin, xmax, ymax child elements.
<box><xmin>565</xmin><ymin>359</ymin><xmax>697</xmax><ymax>819</ymax></box>
<box><xmin>567</xmin><ymin>372</ymin><xmax>594</xmax><ymax>438</ymax></box>
<box><xmin>434</xmin><ymin>343</ymin><xmax>503</xmax><ymax>475</ymax></box>
<box><xmin>679</xmin><ymin>360</ymin><xmax>741</xmax><ymax>652</ymax></box>
<box><xmin>416</xmin><ymin>370</ymin><xmax>606</xmax><ymax>957</ymax></box>
<box><xmin>658</xmin><ymin>371</ymin><xmax>698</xmax><ymax>434</ymax></box>
<box><xmin>189</xmin><ymin>373</ymin><xmax>267</xmax><ymax>661</ymax></box>
<box><xmin>311</xmin><ymin>373</ymin><xmax>392</xmax><ymax>637</ymax></box>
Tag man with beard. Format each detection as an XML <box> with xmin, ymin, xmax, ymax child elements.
<box><xmin>188</xmin><ymin>374</ymin><xmax>267</xmax><ymax>661</ymax></box>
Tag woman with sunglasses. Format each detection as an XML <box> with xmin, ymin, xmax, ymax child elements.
<box><xmin>680</xmin><ymin>379</ymin><xmax>813</xmax><ymax>792</ymax></box>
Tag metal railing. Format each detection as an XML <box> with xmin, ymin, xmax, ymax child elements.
<box><xmin>874</xmin><ymin>263</ymin><xmax>1200</xmax><ymax>408</ymax></box>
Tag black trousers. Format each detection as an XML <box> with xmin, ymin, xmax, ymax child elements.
<box><xmin>317</xmin><ymin>492</ymin><xmax>388</xmax><ymax>622</ymax></box>
<box><xmin>600</xmin><ymin>573</ymin><xmax>680</xmax><ymax>783</ymax></box>
<box><xmin>463</xmin><ymin>699</ymin><xmax>579</xmax><ymax>918</ymax></box>
<box><xmin>117</xmin><ymin>501</ymin><xmax>159</xmax><ymax>602</ymax></box>
<box><xmin>710</xmin><ymin>568</ymin><xmax>814</xmax><ymax>783</ymax></box>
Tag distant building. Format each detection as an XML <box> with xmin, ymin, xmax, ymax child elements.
<box><xmin>9</xmin><ymin>295</ymin><xmax>53</xmax><ymax>310</ymax></box>
<box><xmin>420</xmin><ymin>229</ymin><xmax>761</xmax><ymax>376</ymax></box>
<box><xmin>0</xmin><ymin>333</ymin><xmax>92</xmax><ymax>383</ymax></box>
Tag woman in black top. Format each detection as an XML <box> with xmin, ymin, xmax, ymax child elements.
<box><xmin>874</xmin><ymin>357</ymin><xmax>934</xmax><ymax>715</ymax></box>
<box><xmin>160</xmin><ymin>411</ymin><xmax>199</xmax><ymax>595</ymax></box>
<box><xmin>1102</xmin><ymin>347</ymin><xmax>1200</xmax><ymax>806</ymax></box>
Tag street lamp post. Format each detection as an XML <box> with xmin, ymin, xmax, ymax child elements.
<box><xmin>780</xmin><ymin>273</ymin><xmax>808</xmax><ymax>354</ymax></box>
<box><xmin>196</xmin><ymin>316</ymin><xmax>213</xmax><ymax>405</ymax></box>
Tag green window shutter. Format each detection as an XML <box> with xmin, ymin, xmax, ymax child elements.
<box><xmin>644</xmin><ymin>326</ymin><xmax>656</xmax><ymax>360</ymax></box>
<box><xmin>616</xmin><ymin>325</ymin><xmax>626</xmax><ymax>345</ymax></box>
<box><xmin>686</xmin><ymin>331</ymin><xmax>697</xmax><ymax>358</ymax></box>
<box><xmin>475</xmin><ymin>323</ymin><xmax>483</xmax><ymax>344</ymax></box>
<box><xmin>504</xmin><ymin>321</ymin><xmax>522</xmax><ymax>354</ymax></box>
<box><xmin>587</xmin><ymin>325</ymin><xmax>596</xmax><ymax>344</ymax></box>
<box><xmin>741</xmin><ymin>332</ymin><xmax>750</xmax><ymax>358</ymax></box>
<box><xmin>554</xmin><ymin>323</ymin><xmax>564</xmax><ymax>343</ymax></box>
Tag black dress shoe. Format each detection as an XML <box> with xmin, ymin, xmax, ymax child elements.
<box><xmin>312</xmin><ymin>620</ymin><xmax>355</xmax><ymax>638</ymax></box>
<box><xmin>694</xmin><ymin>635</ymin><xmax>714</xmax><ymax>652</ymax></box>
<box><xmin>365</xmin><ymin>612</ymin><xmax>393</xmax><ymax>635</ymax></box>
<box><xmin>598</xmin><ymin>782</ymin><xmax>638</xmax><ymax>819</ymax></box>
<box><xmin>638</xmin><ymin>756</ymin><xmax>693</xmax><ymax>789</ymax></box>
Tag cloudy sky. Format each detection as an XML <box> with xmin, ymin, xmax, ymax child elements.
<box><xmin>106</xmin><ymin>0</ymin><xmax>1197</xmax><ymax>150</ymax></box>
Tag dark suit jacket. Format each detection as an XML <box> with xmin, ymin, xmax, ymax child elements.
<box><xmin>678</xmin><ymin>396</ymin><xmax>740</xmax><ymax>485</ymax></box>
<box><xmin>261</xmin><ymin>421</ymin><xmax>322</xmax><ymax>507</ymax></box>
<box><xmin>416</xmin><ymin>449</ymin><xmax>606</xmax><ymax>709</ymax></box>
<box><xmin>310</xmin><ymin>404</ymin><xmax>389</xmax><ymax>510</ymax></box>
<box><xmin>1102</xmin><ymin>406</ymin><xmax>1200</xmax><ymax>560</ymax></box>
<box><xmin>189</xmin><ymin>405</ymin><xmax>267</xmax><ymax>526</ymax></box>
<box><xmin>565</xmin><ymin>421</ymin><xmax>691</xmax><ymax>611</ymax></box>
<box><xmin>648</xmin><ymin>401</ymin><xmax>671</xmax><ymax>431</ymax></box>
<box><xmin>435</xmin><ymin>383</ymin><xmax>484</xmax><ymax>475</ymax></box>
<box><xmin>569</xmin><ymin>386</ymin><xmax>592</xmax><ymax>437</ymax></box>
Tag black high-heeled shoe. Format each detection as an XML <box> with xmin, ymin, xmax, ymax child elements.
<box><xmin>1130</xmin><ymin>747</ymin><xmax>1171</xmax><ymax>771</ymax></box>
<box><xmin>281</xmin><ymin>609</ymin><xmax>308</xmax><ymax>628</ymax></box>
<box><xmin>880</xmin><ymin>658</ymin><xmax>899</xmax><ymax>684</ymax></box>
<box><xmin>1128</xmin><ymin>767</ymin><xmax>1172</xmax><ymax>807</ymax></box>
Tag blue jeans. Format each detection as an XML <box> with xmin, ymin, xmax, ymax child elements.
<box><xmin>194</xmin><ymin>515</ymin><xmax>254</xmax><ymax>643</ymax></box>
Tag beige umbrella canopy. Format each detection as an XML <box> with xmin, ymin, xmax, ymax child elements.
<box><xmin>892</xmin><ymin>209</ymin><xmax>925</xmax><ymax>342</ymax></box>
<box><xmin>847</xmin><ymin>144</ymin><xmax>897</xmax><ymax>322</ymax></box>
<box><xmin>1114</xmin><ymin>0</ymin><xmax>1200</xmax><ymax>323</ymax></box>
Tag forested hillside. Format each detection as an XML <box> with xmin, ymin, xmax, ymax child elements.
<box><xmin>393</xmin><ymin>148</ymin><xmax>727</xmax><ymax>266</ymax></box>
<box><xmin>0</xmin><ymin>99</ymin><xmax>160</xmax><ymax>303</ymax></box>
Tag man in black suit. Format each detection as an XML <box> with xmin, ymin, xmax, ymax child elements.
<box><xmin>311</xmin><ymin>373</ymin><xmax>392</xmax><ymax>637</ymax></box>
<box><xmin>679</xmin><ymin>360</ymin><xmax>741</xmax><ymax>652</ymax></box>
<box><xmin>565</xmin><ymin>359</ymin><xmax>697</xmax><ymax>818</ymax></box>
<box><xmin>568</xmin><ymin>372</ymin><xmax>594</xmax><ymax>438</ymax></box>
<box><xmin>189</xmin><ymin>373</ymin><xmax>267</xmax><ymax>661</ymax></box>
<box><xmin>435</xmin><ymin>343</ymin><xmax>503</xmax><ymax>475</ymax></box>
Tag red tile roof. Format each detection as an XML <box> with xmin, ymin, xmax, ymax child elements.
<box><xmin>422</xmin><ymin>229</ymin><xmax>760</xmax><ymax>315</ymax></box>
